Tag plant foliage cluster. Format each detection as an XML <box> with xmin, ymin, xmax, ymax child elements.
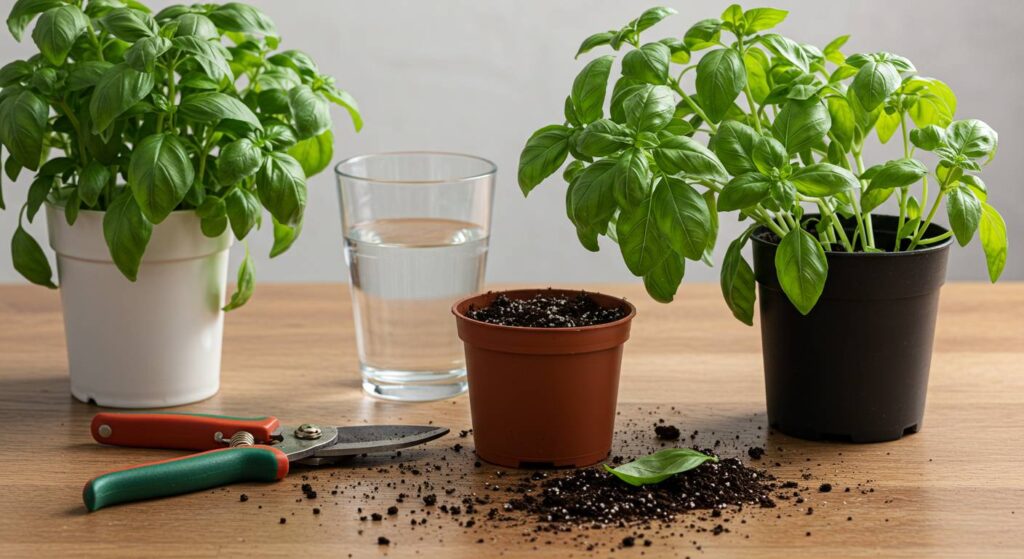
<box><xmin>518</xmin><ymin>5</ymin><xmax>1005</xmax><ymax>320</ymax></box>
<box><xmin>0</xmin><ymin>0</ymin><xmax>361</xmax><ymax>308</ymax></box>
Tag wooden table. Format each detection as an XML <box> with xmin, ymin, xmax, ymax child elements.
<box><xmin>1</xmin><ymin>283</ymin><xmax>1022</xmax><ymax>558</ymax></box>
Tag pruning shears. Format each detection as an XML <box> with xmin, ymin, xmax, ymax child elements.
<box><xmin>83</xmin><ymin>412</ymin><xmax>449</xmax><ymax>511</ymax></box>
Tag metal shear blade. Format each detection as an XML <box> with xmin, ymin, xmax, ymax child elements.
<box><xmin>297</xmin><ymin>425</ymin><xmax>449</xmax><ymax>465</ymax></box>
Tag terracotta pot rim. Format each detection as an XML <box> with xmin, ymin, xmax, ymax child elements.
<box><xmin>451</xmin><ymin>288</ymin><xmax>637</xmax><ymax>333</ymax></box>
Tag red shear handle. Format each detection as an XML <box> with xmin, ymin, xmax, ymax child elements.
<box><xmin>91</xmin><ymin>412</ymin><xmax>281</xmax><ymax>451</ymax></box>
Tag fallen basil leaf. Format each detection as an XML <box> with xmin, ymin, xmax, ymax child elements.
<box><xmin>604</xmin><ymin>448</ymin><xmax>718</xmax><ymax>486</ymax></box>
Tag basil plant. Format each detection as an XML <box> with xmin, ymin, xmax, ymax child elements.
<box><xmin>518</xmin><ymin>5</ymin><xmax>1005</xmax><ymax>322</ymax></box>
<box><xmin>0</xmin><ymin>0</ymin><xmax>361</xmax><ymax>309</ymax></box>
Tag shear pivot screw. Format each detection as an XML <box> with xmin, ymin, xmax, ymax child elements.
<box><xmin>294</xmin><ymin>424</ymin><xmax>322</xmax><ymax>440</ymax></box>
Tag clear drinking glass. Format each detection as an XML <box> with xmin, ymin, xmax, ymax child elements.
<box><xmin>335</xmin><ymin>152</ymin><xmax>496</xmax><ymax>401</ymax></box>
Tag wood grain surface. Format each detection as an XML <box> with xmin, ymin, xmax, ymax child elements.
<box><xmin>1</xmin><ymin>283</ymin><xmax>1022</xmax><ymax>558</ymax></box>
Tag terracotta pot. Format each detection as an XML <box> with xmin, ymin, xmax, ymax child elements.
<box><xmin>452</xmin><ymin>289</ymin><xmax>635</xmax><ymax>468</ymax></box>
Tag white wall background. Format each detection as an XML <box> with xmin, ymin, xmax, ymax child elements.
<box><xmin>1</xmin><ymin>0</ymin><xmax>1021</xmax><ymax>287</ymax></box>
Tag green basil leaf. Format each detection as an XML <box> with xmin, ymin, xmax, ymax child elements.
<box><xmin>896</xmin><ymin>217</ymin><xmax>920</xmax><ymax>241</ymax></box>
<box><xmin>124</xmin><ymin>35</ymin><xmax>172</xmax><ymax>73</ymax></box>
<box><xmin>743</xmin><ymin>7</ymin><xmax>787</xmax><ymax>32</ymax></box>
<box><xmin>865</xmin><ymin>158</ymin><xmax>927</xmax><ymax>192</ymax></box>
<box><xmin>683</xmin><ymin>18</ymin><xmax>722</xmax><ymax>51</ymax></box>
<box><xmin>824</xmin><ymin>46</ymin><xmax>849</xmax><ymax>67</ymax></box>
<box><xmin>25</xmin><ymin>175</ymin><xmax>52</xmax><ymax>222</ymax></box>
<box><xmin>905</xmin><ymin>77</ymin><xmax>956</xmax><ymax>128</ymax></box>
<box><xmin>128</xmin><ymin>133</ymin><xmax>194</xmax><ymax>223</ymax></box>
<box><xmin>622</xmin><ymin>42</ymin><xmax>671</xmax><ymax>85</ymax></box>
<box><xmin>576</xmin><ymin>119</ymin><xmax>631</xmax><ymax>157</ymax></box>
<box><xmin>790</xmin><ymin>163</ymin><xmax>859</xmax><ymax>197</ymax></box>
<box><xmin>775</xmin><ymin>227</ymin><xmax>828</xmax><ymax>315</ymax></box>
<box><xmin>100</xmin><ymin>7</ymin><xmax>157</xmax><ymax>42</ymax></box>
<box><xmin>518</xmin><ymin>124</ymin><xmax>571</xmax><ymax>195</ymax></box>
<box><xmin>909</xmin><ymin>125</ymin><xmax>946</xmax><ymax>151</ymax></box>
<box><xmin>719</xmin><ymin>173</ymin><xmax>770</xmax><ymax>211</ymax></box>
<box><xmin>196</xmin><ymin>195</ymin><xmax>227</xmax><ymax>237</ymax></box>
<box><xmin>256</xmin><ymin>151</ymin><xmax>306</xmax><ymax>226</ymax></box>
<box><xmin>67</xmin><ymin>60</ymin><xmax>114</xmax><ymax>91</ymax></box>
<box><xmin>743</xmin><ymin>50</ymin><xmax>770</xmax><ymax>104</ymax></box>
<box><xmin>827</xmin><ymin>96</ymin><xmax>855</xmax><ymax>150</ymax></box>
<box><xmin>752</xmin><ymin>135</ymin><xmax>787</xmax><ymax>174</ymax></box>
<box><xmin>0</xmin><ymin>60</ymin><xmax>33</xmax><ymax>86</ymax></box>
<box><xmin>208</xmin><ymin>2</ymin><xmax>276</xmax><ymax>35</ymax></box>
<box><xmin>710</xmin><ymin>120</ymin><xmax>759</xmax><ymax>175</ymax></box>
<box><xmin>223</xmin><ymin>245</ymin><xmax>255</xmax><ymax>311</ymax></box>
<box><xmin>761</xmin><ymin>34</ymin><xmax>810</xmax><ymax>72</ymax></box>
<box><xmin>772</xmin><ymin>98</ymin><xmax>831</xmax><ymax>154</ymax></box>
<box><xmin>616</xmin><ymin>191</ymin><xmax>670</xmax><ymax>276</ymax></box>
<box><xmin>575</xmin><ymin>31</ymin><xmax>615</xmax><ymax>59</ymax></box>
<box><xmin>172</xmin><ymin>36</ymin><xmax>233</xmax><ymax>83</ymax></box>
<box><xmin>604</xmin><ymin>448</ymin><xmax>718</xmax><ymax>486</ymax></box>
<box><xmin>946</xmin><ymin>185</ymin><xmax>981</xmax><ymax>247</ymax></box>
<box><xmin>62</xmin><ymin>189</ymin><xmax>80</xmax><ymax>226</ymax></box>
<box><xmin>287</xmin><ymin>129</ymin><xmax>333</xmax><ymax>177</ymax></box>
<box><xmin>721</xmin><ymin>232</ymin><xmax>755</xmax><ymax>325</ymax></box>
<box><xmin>959</xmin><ymin>174</ymin><xmax>987</xmax><ymax>201</ymax></box>
<box><xmin>78</xmin><ymin>160</ymin><xmax>110</xmax><ymax>207</ymax></box>
<box><xmin>653</xmin><ymin>135</ymin><xmax>727</xmax><ymax>182</ymax></box>
<box><xmin>721</xmin><ymin>4</ymin><xmax>744</xmax><ymax>31</ymax></box>
<box><xmin>321</xmin><ymin>85</ymin><xmax>363</xmax><ymax>132</ymax></box>
<box><xmin>216</xmin><ymin>138</ymin><xmax>263</xmax><ymax>186</ymax></box>
<box><xmin>624</xmin><ymin>84</ymin><xmax>674</xmax><ymax>133</ymax></box>
<box><xmin>287</xmin><ymin>85</ymin><xmax>331</xmax><ymax>139</ymax></box>
<box><xmin>872</xmin><ymin>108</ymin><xmax>899</xmax><ymax>144</ymax></box>
<box><xmin>635</xmin><ymin>6</ymin><xmax>677</xmax><ymax>32</ymax></box>
<box><xmin>608</xmin><ymin>76</ymin><xmax>645</xmax><ymax>124</ymax></box>
<box><xmin>179</xmin><ymin>91</ymin><xmax>263</xmax><ymax>130</ymax></box>
<box><xmin>89</xmin><ymin>63</ymin><xmax>156</xmax><ymax>134</ymax></box>
<box><xmin>31</xmin><ymin>5</ymin><xmax>88</xmax><ymax>66</ymax></box>
<box><xmin>37</xmin><ymin>156</ymin><xmax>74</xmax><ymax>178</ymax></box>
<box><xmin>224</xmin><ymin>186</ymin><xmax>261</xmax><ymax>240</ymax></box>
<box><xmin>846</xmin><ymin>87</ymin><xmax>880</xmax><ymax>133</ymax></box>
<box><xmin>569</xmin><ymin>159</ymin><xmax>617</xmax><ymax>229</ymax></box>
<box><xmin>173</xmin><ymin>13</ymin><xmax>219</xmax><ymax>40</ymax></box>
<box><xmin>103</xmin><ymin>188</ymin><xmax>153</xmax><ymax>281</ymax></box>
<box><xmin>7</xmin><ymin>0</ymin><xmax>64</xmax><ymax>41</ymax></box>
<box><xmin>562</xmin><ymin>160</ymin><xmax>585</xmax><ymax>183</ymax></box>
<box><xmin>270</xmin><ymin>215</ymin><xmax>301</xmax><ymax>257</ymax></box>
<box><xmin>570</xmin><ymin>55</ymin><xmax>614</xmax><ymax>124</ymax></box>
<box><xmin>0</xmin><ymin>88</ymin><xmax>47</xmax><ymax>170</ymax></box>
<box><xmin>770</xmin><ymin>179</ymin><xmax>796</xmax><ymax>209</ymax></box>
<box><xmin>945</xmin><ymin>119</ymin><xmax>998</xmax><ymax>160</ymax></box>
<box><xmin>4</xmin><ymin>148</ymin><xmax>23</xmax><ymax>181</ymax></box>
<box><xmin>12</xmin><ymin>220</ymin><xmax>55</xmax><ymax>287</ymax></box>
<box><xmin>613</xmin><ymin>147</ymin><xmax>650</xmax><ymax>207</ymax></box>
<box><xmin>258</xmin><ymin>88</ymin><xmax>290</xmax><ymax>115</ymax></box>
<box><xmin>643</xmin><ymin>252</ymin><xmax>685</xmax><ymax>303</ymax></box>
<box><xmin>851</xmin><ymin>60</ymin><xmax>900</xmax><ymax>112</ymax></box>
<box><xmin>653</xmin><ymin>175</ymin><xmax>709</xmax><ymax>260</ymax></box>
<box><xmin>979</xmin><ymin>202</ymin><xmax>1007</xmax><ymax>283</ymax></box>
<box><xmin>695</xmin><ymin>48</ymin><xmax>745</xmax><ymax>124</ymax></box>
<box><xmin>860</xmin><ymin>186</ymin><xmax>894</xmax><ymax>214</ymax></box>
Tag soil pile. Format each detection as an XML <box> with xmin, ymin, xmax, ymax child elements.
<box><xmin>505</xmin><ymin>453</ymin><xmax>777</xmax><ymax>525</ymax></box>
<box><xmin>465</xmin><ymin>291</ymin><xmax>626</xmax><ymax>328</ymax></box>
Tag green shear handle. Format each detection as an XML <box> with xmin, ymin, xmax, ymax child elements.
<box><xmin>84</xmin><ymin>445</ymin><xmax>289</xmax><ymax>512</ymax></box>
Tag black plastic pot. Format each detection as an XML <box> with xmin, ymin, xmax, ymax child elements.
<box><xmin>751</xmin><ymin>215</ymin><xmax>953</xmax><ymax>443</ymax></box>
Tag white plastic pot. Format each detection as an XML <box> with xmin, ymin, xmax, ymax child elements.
<box><xmin>46</xmin><ymin>204</ymin><xmax>233</xmax><ymax>408</ymax></box>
